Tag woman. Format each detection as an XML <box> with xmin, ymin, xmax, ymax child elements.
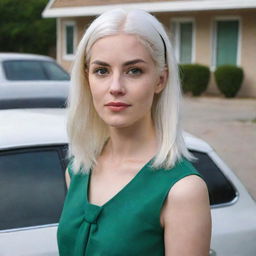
<box><xmin>57</xmin><ymin>8</ymin><xmax>211</xmax><ymax>256</ymax></box>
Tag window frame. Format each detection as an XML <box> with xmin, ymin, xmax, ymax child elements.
<box><xmin>63</xmin><ymin>21</ymin><xmax>77</xmax><ymax>60</ymax></box>
<box><xmin>0</xmin><ymin>144</ymin><xmax>68</xmax><ymax>233</ymax></box>
<box><xmin>212</xmin><ymin>16</ymin><xmax>242</xmax><ymax>69</ymax></box>
<box><xmin>171</xmin><ymin>18</ymin><xmax>196</xmax><ymax>64</ymax></box>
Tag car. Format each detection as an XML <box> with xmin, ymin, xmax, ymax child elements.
<box><xmin>0</xmin><ymin>53</ymin><xmax>70</xmax><ymax>109</ymax></box>
<box><xmin>0</xmin><ymin>109</ymin><xmax>256</xmax><ymax>256</ymax></box>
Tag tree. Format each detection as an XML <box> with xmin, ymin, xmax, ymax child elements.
<box><xmin>0</xmin><ymin>0</ymin><xmax>55</xmax><ymax>55</ymax></box>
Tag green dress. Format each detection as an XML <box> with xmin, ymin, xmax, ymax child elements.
<box><xmin>57</xmin><ymin>158</ymin><xmax>200</xmax><ymax>256</ymax></box>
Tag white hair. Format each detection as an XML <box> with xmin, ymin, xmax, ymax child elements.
<box><xmin>67</xmin><ymin>8</ymin><xmax>192</xmax><ymax>173</ymax></box>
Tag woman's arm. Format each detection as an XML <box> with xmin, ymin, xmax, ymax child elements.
<box><xmin>65</xmin><ymin>169</ymin><xmax>71</xmax><ymax>189</ymax></box>
<box><xmin>161</xmin><ymin>175</ymin><xmax>211</xmax><ymax>256</ymax></box>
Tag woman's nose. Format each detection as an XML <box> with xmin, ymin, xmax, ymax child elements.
<box><xmin>109</xmin><ymin>73</ymin><xmax>126</xmax><ymax>96</ymax></box>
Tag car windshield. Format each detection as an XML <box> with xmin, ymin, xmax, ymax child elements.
<box><xmin>3</xmin><ymin>60</ymin><xmax>70</xmax><ymax>81</ymax></box>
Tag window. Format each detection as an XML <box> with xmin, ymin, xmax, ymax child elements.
<box><xmin>214</xmin><ymin>20</ymin><xmax>239</xmax><ymax>67</ymax></box>
<box><xmin>0</xmin><ymin>146</ymin><xmax>67</xmax><ymax>231</ymax></box>
<box><xmin>64</xmin><ymin>22</ymin><xmax>76</xmax><ymax>57</ymax></box>
<box><xmin>42</xmin><ymin>61</ymin><xmax>70</xmax><ymax>80</ymax></box>
<box><xmin>3</xmin><ymin>60</ymin><xmax>46</xmax><ymax>80</ymax></box>
<box><xmin>3</xmin><ymin>60</ymin><xmax>70</xmax><ymax>81</ymax></box>
<box><xmin>190</xmin><ymin>150</ymin><xmax>237</xmax><ymax>206</ymax></box>
<box><xmin>172</xmin><ymin>20</ymin><xmax>194</xmax><ymax>64</ymax></box>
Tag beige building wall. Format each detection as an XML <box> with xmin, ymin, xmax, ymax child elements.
<box><xmin>158</xmin><ymin>10</ymin><xmax>256</xmax><ymax>97</ymax></box>
<box><xmin>57</xmin><ymin>9</ymin><xmax>256</xmax><ymax>97</ymax></box>
<box><xmin>57</xmin><ymin>16</ymin><xmax>94</xmax><ymax>72</ymax></box>
<box><xmin>158</xmin><ymin>12</ymin><xmax>219</xmax><ymax>94</ymax></box>
<box><xmin>240</xmin><ymin>12</ymin><xmax>256</xmax><ymax>98</ymax></box>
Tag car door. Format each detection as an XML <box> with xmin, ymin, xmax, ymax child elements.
<box><xmin>189</xmin><ymin>149</ymin><xmax>256</xmax><ymax>256</ymax></box>
<box><xmin>0</xmin><ymin>145</ymin><xmax>67</xmax><ymax>256</ymax></box>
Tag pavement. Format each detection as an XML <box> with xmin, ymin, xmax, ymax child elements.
<box><xmin>182</xmin><ymin>96</ymin><xmax>256</xmax><ymax>199</ymax></box>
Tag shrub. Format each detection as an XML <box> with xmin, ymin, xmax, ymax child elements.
<box><xmin>179</xmin><ymin>64</ymin><xmax>210</xmax><ymax>96</ymax></box>
<box><xmin>214</xmin><ymin>65</ymin><xmax>244</xmax><ymax>98</ymax></box>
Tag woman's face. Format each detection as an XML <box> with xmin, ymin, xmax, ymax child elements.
<box><xmin>87</xmin><ymin>33</ymin><xmax>167</xmax><ymax>129</ymax></box>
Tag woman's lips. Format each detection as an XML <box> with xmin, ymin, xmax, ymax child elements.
<box><xmin>105</xmin><ymin>102</ymin><xmax>131</xmax><ymax>112</ymax></box>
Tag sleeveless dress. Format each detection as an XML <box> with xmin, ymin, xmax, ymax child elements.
<box><xmin>57</xmin><ymin>158</ymin><xmax>201</xmax><ymax>256</ymax></box>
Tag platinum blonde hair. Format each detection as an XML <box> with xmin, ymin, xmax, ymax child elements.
<box><xmin>67</xmin><ymin>8</ymin><xmax>192</xmax><ymax>173</ymax></box>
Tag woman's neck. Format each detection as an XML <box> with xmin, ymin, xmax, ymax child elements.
<box><xmin>104</xmin><ymin>118</ymin><xmax>158</xmax><ymax>163</ymax></box>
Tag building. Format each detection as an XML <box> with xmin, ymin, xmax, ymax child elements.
<box><xmin>43</xmin><ymin>0</ymin><xmax>256</xmax><ymax>97</ymax></box>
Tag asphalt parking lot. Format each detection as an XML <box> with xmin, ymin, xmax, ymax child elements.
<box><xmin>182</xmin><ymin>96</ymin><xmax>256</xmax><ymax>199</ymax></box>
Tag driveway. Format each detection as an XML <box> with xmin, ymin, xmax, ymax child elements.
<box><xmin>182</xmin><ymin>96</ymin><xmax>256</xmax><ymax>199</ymax></box>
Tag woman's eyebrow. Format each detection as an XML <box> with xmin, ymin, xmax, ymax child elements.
<box><xmin>123</xmin><ymin>59</ymin><xmax>146</xmax><ymax>66</ymax></box>
<box><xmin>91</xmin><ymin>59</ymin><xmax>146</xmax><ymax>67</ymax></box>
<box><xmin>91</xmin><ymin>60</ymin><xmax>110</xmax><ymax>66</ymax></box>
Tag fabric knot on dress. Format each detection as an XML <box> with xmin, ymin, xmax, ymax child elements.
<box><xmin>84</xmin><ymin>203</ymin><xmax>102</xmax><ymax>224</ymax></box>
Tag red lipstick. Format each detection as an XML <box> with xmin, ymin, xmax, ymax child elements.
<box><xmin>105</xmin><ymin>102</ymin><xmax>131</xmax><ymax>112</ymax></box>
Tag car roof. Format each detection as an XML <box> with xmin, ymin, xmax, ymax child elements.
<box><xmin>0</xmin><ymin>53</ymin><xmax>54</xmax><ymax>62</ymax></box>
<box><xmin>0</xmin><ymin>109</ymin><xmax>68</xmax><ymax>149</ymax></box>
<box><xmin>0</xmin><ymin>108</ymin><xmax>213</xmax><ymax>153</ymax></box>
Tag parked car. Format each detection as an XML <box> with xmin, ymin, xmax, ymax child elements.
<box><xmin>0</xmin><ymin>109</ymin><xmax>255</xmax><ymax>256</ymax></box>
<box><xmin>0</xmin><ymin>53</ymin><xmax>70</xmax><ymax>109</ymax></box>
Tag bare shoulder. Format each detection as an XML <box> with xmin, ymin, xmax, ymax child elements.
<box><xmin>168</xmin><ymin>175</ymin><xmax>209</xmax><ymax>202</ymax></box>
<box><xmin>162</xmin><ymin>175</ymin><xmax>210</xmax><ymax>223</ymax></box>
<box><xmin>162</xmin><ymin>175</ymin><xmax>211</xmax><ymax>256</ymax></box>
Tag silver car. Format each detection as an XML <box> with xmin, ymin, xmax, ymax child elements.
<box><xmin>0</xmin><ymin>53</ymin><xmax>70</xmax><ymax>109</ymax></box>
<box><xmin>0</xmin><ymin>109</ymin><xmax>255</xmax><ymax>256</ymax></box>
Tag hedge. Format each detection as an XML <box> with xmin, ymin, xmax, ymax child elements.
<box><xmin>179</xmin><ymin>64</ymin><xmax>210</xmax><ymax>96</ymax></box>
<box><xmin>214</xmin><ymin>65</ymin><xmax>244</xmax><ymax>98</ymax></box>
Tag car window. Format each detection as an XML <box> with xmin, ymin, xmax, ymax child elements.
<box><xmin>190</xmin><ymin>150</ymin><xmax>237</xmax><ymax>206</ymax></box>
<box><xmin>3</xmin><ymin>60</ymin><xmax>47</xmax><ymax>80</ymax></box>
<box><xmin>42</xmin><ymin>61</ymin><xmax>70</xmax><ymax>80</ymax></box>
<box><xmin>3</xmin><ymin>60</ymin><xmax>69</xmax><ymax>81</ymax></box>
<box><xmin>0</xmin><ymin>146</ymin><xmax>67</xmax><ymax>231</ymax></box>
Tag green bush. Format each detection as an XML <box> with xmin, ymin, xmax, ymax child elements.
<box><xmin>179</xmin><ymin>64</ymin><xmax>210</xmax><ymax>96</ymax></box>
<box><xmin>214</xmin><ymin>65</ymin><xmax>244</xmax><ymax>98</ymax></box>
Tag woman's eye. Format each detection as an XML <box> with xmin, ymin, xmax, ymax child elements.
<box><xmin>127</xmin><ymin>68</ymin><xmax>143</xmax><ymax>76</ymax></box>
<box><xmin>93</xmin><ymin>68</ymin><xmax>108</xmax><ymax>76</ymax></box>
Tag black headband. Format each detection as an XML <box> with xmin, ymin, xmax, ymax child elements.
<box><xmin>159</xmin><ymin>33</ymin><xmax>167</xmax><ymax>64</ymax></box>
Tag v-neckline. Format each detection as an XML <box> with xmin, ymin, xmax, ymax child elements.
<box><xmin>85</xmin><ymin>158</ymin><xmax>153</xmax><ymax>208</ymax></box>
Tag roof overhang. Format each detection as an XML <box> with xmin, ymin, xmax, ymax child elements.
<box><xmin>43</xmin><ymin>0</ymin><xmax>256</xmax><ymax>18</ymax></box>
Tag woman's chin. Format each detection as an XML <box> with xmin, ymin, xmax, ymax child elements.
<box><xmin>100</xmin><ymin>116</ymin><xmax>129</xmax><ymax>128</ymax></box>
<box><xmin>102</xmin><ymin>118</ymin><xmax>134</xmax><ymax>129</ymax></box>
<box><xmin>107</xmin><ymin>122</ymin><xmax>130</xmax><ymax>129</ymax></box>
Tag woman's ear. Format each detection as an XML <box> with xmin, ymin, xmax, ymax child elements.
<box><xmin>84</xmin><ymin>61</ymin><xmax>89</xmax><ymax>75</ymax></box>
<box><xmin>84</xmin><ymin>68</ymin><xmax>90</xmax><ymax>84</ymax></box>
<box><xmin>155</xmin><ymin>67</ymin><xmax>168</xmax><ymax>94</ymax></box>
